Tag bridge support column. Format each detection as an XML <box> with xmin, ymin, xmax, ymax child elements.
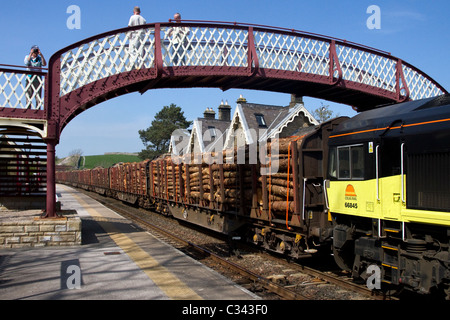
<box><xmin>45</xmin><ymin>139</ymin><xmax>57</xmax><ymax>218</ymax></box>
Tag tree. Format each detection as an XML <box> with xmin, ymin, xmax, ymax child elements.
<box><xmin>68</xmin><ymin>149</ymin><xmax>83</xmax><ymax>169</ymax></box>
<box><xmin>139</xmin><ymin>104</ymin><xmax>192</xmax><ymax>160</ymax></box>
<box><xmin>69</xmin><ymin>149</ymin><xmax>83</xmax><ymax>158</ymax></box>
<box><xmin>311</xmin><ymin>102</ymin><xmax>338</xmax><ymax>123</ymax></box>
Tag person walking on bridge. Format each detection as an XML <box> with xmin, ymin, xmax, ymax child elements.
<box><xmin>168</xmin><ymin>13</ymin><xmax>190</xmax><ymax>66</ymax></box>
<box><xmin>128</xmin><ymin>6</ymin><xmax>147</xmax><ymax>68</ymax></box>
<box><xmin>128</xmin><ymin>6</ymin><xmax>146</xmax><ymax>27</ymax></box>
<box><xmin>24</xmin><ymin>45</ymin><xmax>46</xmax><ymax>109</ymax></box>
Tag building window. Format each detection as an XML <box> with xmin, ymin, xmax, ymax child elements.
<box><xmin>255</xmin><ymin>114</ymin><xmax>267</xmax><ymax>127</ymax></box>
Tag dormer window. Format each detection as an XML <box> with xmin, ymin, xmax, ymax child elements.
<box><xmin>207</xmin><ymin>126</ymin><xmax>216</xmax><ymax>138</ymax></box>
<box><xmin>255</xmin><ymin>114</ymin><xmax>267</xmax><ymax>127</ymax></box>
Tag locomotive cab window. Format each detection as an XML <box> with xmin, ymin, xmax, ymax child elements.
<box><xmin>329</xmin><ymin>144</ymin><xmax>364</xmax><ymax>180</ymax></box>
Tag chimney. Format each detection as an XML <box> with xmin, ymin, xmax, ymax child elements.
<box><xmin>236</xmin><ymin>94</ymin><xmax>247</xmax><ymax>104</ymax></box>
<box><xmin>218</xmin><ymin>100</ymin><xmax>231</xmax><ymax>121</ymax></box>
<box><xmin>289</xmin><ymin>94</ymin><xmax>303</xmax><ymax>108</ymax></box>
<box><xmin>203</xmin><ymin>107</ymin><xmax>216</xmax><ymax>119</ymax></box>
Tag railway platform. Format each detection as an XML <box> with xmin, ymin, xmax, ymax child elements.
<box><xmin>0</xmin><ymin>184</ymin><xmax>259</xmax><ymax>300</ymax></box>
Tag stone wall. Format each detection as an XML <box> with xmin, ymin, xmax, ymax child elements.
<box><xmin>0</xmin><ymin>210</ymin><xmax>81</xmax><ymax>249</ymax></box>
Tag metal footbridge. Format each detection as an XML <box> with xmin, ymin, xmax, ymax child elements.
<box><xmin>0</xmin><ymin>20</ymin><xmax>447</xmax><ymax>217</ymax></box>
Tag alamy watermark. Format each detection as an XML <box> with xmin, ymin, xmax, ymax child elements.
<box><xmin>67</xmin><ymin>5</ymin><xmax>81</xmax><ymax>30</ymax></box>
<box><xmin>65</xmin><ymin>6</ymin><xmax>381</xmax><ymax>33</ymax></box>
<box><xmin>65</xmin><ymin>5</ymin><xmax>381</xmax><ymax>35</ymax></box>
<box><xmin>366</xmin><ymin>265</ymin><xmax>381</xmax><ymax>290</ymax></box>
<box><xmin>66</xmin><ymin>265</ymin><xmax>82</xmax><ymax>289</ymax></box>
<box><xmin>366</xmin><ymin>5</ymin><xmax>381</xmax><ymax>30</ymax></box>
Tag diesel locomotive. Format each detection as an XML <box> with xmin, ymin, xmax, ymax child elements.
<box><xmin>327</xmin><ymin>94</ymin><xmax>450</xmax><ymax>296</ymax></box>
<box><xmin>57</xmin><ymin>94</ymin><xmax>450</xmax><ymax>298</ymax></box>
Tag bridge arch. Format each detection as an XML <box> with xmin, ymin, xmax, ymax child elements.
<box><xmin>46</xmin><ymin>20</ymin><xmax>447</xmax><ymax>141</ymax></box>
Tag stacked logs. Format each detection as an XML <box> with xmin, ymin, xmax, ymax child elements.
<box><xmin>91</xmin><ymin>167</ymin><xmax>109</xmax><ymax>189</ymax></box>
<box><xmin>185</xmin><ymin>161</ymin><xmax>252</xmax><ymax>208</ymax></box>
<box><xmin>130</xmin><ymin>161</ymin><xmax>149</xmax><ymax>195</ymax></box>
<box><xmin>150</xmin><ymin>156</ymin><xmax>183</xmax><ymax>201</ymax></box>
<box><xmin>259</xmin><ymin>136</ymin><xmax>305</xmax><ymax>217</ymax></box>
<box><xmin>150</xmin><ymin>135</ymin><xmax>305</xmax><ymax>217</ymax></box>
<box><xmin>150</xmin><ymin>151</ymin><xmax>253</xmax><ymax>210</ymax></box>
<box><xmin>109</xmin><ymin>161</ymin><xmax>149</xmax><ymax>195</ymax></box>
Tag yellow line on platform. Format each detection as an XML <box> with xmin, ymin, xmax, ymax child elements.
<box><xmin>68</xmin><ymin>190</ymin><xmax>203</xmax><ymax>300</ymax></box>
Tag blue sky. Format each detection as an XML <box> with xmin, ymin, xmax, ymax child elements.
<box><xmin>1</xmin><ymin>0</ymin><xmax>449</xmax><ymax>157</ymax></box>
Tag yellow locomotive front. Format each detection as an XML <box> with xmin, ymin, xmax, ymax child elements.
<box><xmin>326</xmin><ymin>95</ymin><xmax>450</xmax><ymax>298</ymax></box>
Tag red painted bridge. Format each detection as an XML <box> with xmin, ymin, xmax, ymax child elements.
<box><xmin>0</xmin><ymin>20</ymin><xmax>447</xmax><ymax>217</ymax></box>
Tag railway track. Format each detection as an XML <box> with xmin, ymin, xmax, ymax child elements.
<box><xmin>291</xmin><ymin>263</ymin><xmax>394</xmax><ymax>300</ymax></box>
<box><xmin>78</xmin><ymin>188</ymin><xmax>392</xmax><ymax>300</ymax></box>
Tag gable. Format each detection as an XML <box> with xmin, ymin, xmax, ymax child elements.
<box><xmin>262</xmin><ymin>104</ymin><xmax>319</xmax><ymax>141</ymax></box>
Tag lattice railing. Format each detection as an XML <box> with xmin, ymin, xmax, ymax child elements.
<box><xmin>254</xmin><ymin>31</ymin><xmax>331</xmax><ymax>75</ymax></box>
<box><xmin>60</xmin><ymin>27</ymin><xmax>156</xmax><ymax>96</ymax></box>
<box><xmin>402</xmin><ymin>64</ymin><xmax>445</xmax><ymax>100</ymax></box>
<box><xmin>0</xmin><ymin>67</ymin><xmax>46</xmax><ymax>110</ymax></box>
<box><xmin>161</xmin><ymin>26</ymin><xmax>249</xmax><ymax>67</ymax></box>
<box><xmin>55</xmin><ymin>22</ymin><xmax>446</xmax><ymax>102</ymax></box>
<box><xmin>336</xmin><ymin>45</ymin><xmax>398</xmax><ymax>93</ymax></box>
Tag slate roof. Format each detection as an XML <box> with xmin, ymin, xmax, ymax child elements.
<box><xmin>174</xmin><ymin>95</ymin><xmax>318</xmax><ymax>156</ymax></box>
<box><xmin>188</xmin><ymin>116</ymin><xmax>231</xmax><ymax>153</ymax></box>
<box><xmin>242</xmin><ymin>103</ymin><xmax>290</xmax><ymax>130</ymax></box>
<box><xmin>224</xmin><ymin>99</ymin><xmax>318</xmax><ymax>147</ymax></box>
<box><xmin>198</xmin><ymin>117</ymin><xmax>231</xmax><ymax>152</ymax></box>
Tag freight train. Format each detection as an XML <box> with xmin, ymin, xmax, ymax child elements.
<box><xmin>57</xmin><ymin>94</ymin><xmax>450</xmax><ymax>298</ymax></box>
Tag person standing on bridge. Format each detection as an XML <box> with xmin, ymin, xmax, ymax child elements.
<box><xmin>168</xmin><ymin>13</ymin><xmax>190</xmax><ymax>66</ymax></box>
<box><xmin>24</xmin><ymin>45</ymin><xmax>46</xmax><ymax>109</ymax></box>
<box><xmin>128</xmin><ymin>6</ymin><xmax>147</xmax><ymax>68</ymax></box>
